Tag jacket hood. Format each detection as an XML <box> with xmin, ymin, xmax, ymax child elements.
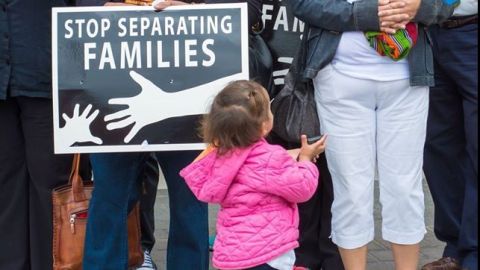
<box><xmin>180</xmin><ymin>144</ymin><xmax>255</xmax><ymax>203</ymax></box>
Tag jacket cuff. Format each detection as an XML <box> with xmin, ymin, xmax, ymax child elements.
<box><xmin>353</xmin><ymin>0</ymin><xmax>380</xmax><ymax>31</ymax></box>
<box><xmin>414</xmin><ymin>0</ymin><xmax>455</xmax><ymax>25</ymax></box>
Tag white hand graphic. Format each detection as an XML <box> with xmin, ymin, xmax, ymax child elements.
<box><xmin>105</xmin><ymin>70</ymin><xmax>243</xmax><ymax>143</ymax></box>
<box><xmin>58</xmin><ymin>104</ymin><xmax>103</xmax><ymax>148</ymax></box>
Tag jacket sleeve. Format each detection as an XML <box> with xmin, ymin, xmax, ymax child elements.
<box><xmin>263</xmin><ymin>149</ymin><xmax>319</xmax><ymax>203</ymax></box>
<box><xmin>413</xmin><ymin>0</ymin><xmax>456</xmax><ymax>25</ymax></box>
<box><xmin>286</xmin><ymin>0</ymin><xmax>380</xmax><ymax>32</ymax></box>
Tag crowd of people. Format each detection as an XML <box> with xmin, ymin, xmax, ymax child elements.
<box><xmin>0</xmin><ymin>0</ymin><xmax>476</xmax><ymax>270</ymax></box>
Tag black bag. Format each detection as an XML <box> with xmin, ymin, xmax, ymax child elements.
<box><xmin>270</xmin><ymin>24</ymin><xmax>321</xmax><ymax>143</ymax></box>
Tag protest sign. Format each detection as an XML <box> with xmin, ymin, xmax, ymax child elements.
<box><xmin>261</xmin><ymin>0</ymin><xmax>304</xmax><ymax>97</ymax></box>
<box><xmin>52</xmin><ymin>4</ymin><xmax>249</xmax><ymax>153</ymax></box>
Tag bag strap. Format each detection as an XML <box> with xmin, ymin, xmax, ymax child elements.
<box><xmin>69</xmin><ymin>153</ymin><xmax>87</xmax><ymax>202</ymax></box>
<box><xmin>289</xmin><ymin>23</ymin><xmax>310</xmax><ymax>91</ymax></box>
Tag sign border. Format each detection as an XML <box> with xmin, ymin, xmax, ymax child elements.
<box><xmin>52</xmin><ymin>3</ymin><xmax>249</xmax><ymax>153</ymax></box>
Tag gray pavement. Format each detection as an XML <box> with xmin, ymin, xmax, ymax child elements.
<box><xmin>150</xmin><ymin>179</ymin><xmax>444</xmax><ymax>270</ymax></box>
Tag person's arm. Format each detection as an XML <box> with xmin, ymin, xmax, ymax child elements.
<box><xmin>379</xmin><ymin>0</ymin><xmax>455</xmax><ymax>27</ymax></box>
<box><xmin>285</xmin><ymin>0</ymin><xmax>383</xmax><ymax>33</ymax></box>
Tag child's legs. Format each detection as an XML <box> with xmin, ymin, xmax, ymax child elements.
<box><xmin>376</xmin><ymin>80</ymin><xmax>429</xmax><ymax>269</ymax></box>
<box><xmin>313</xmin><ymin>65</ymin><xmax>377</xmax><ymax>269</ymax></box>
<box><xmin>83</xmin><ymin>152</ymin><xmax>146</xmax><ymax>270</ymax></box>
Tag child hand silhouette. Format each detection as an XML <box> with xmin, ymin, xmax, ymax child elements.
<box><xmin>298</xmin><ymin>134</ymin><xmax>327</xmax><ymax>162</ymax></box>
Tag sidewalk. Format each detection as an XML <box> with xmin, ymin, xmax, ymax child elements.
<box><xmin>151</xmin><ymin>179</ymin><xmax>444</xmax><ymax>270</ymax></box>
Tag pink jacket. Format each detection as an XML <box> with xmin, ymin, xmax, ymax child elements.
<box><xmin>180</xmin><ymin>139</ymin><xmax>319</xmax><ymax>269</ymax></box>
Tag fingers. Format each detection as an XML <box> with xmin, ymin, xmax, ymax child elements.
<box><xmin>104</xmin><ymin>108</ymin><xmax>130</xmax><ymax>122</ymax></box>
<box><xmin>86</xmin><ymin>109</ymin><xmax>100</xmax><ymax>122</ymax></box>
<box><xmin>90</xmin><ymin>136</ymin><xmax>103</xmax><ymax>145</ymax></box>
<box><xmin>80</xmin><ymin>104</ymin><xmax>93</xmax><ymax>118</ymax></box>
<box><xmin>129</xmin><ymin>70</ymin><xmax>161</xmax><ymax>92</ymax></box>
<box><xmin>73</xmin><ymin>104</ymin><xmax>80</xmax><ymax>117</ymax></box>
<box><xmin>62</xmin><ymin>113</ymin><xmax>71</xmax><ymax>122</ymax></box>
<box><xmin>106</xmin><ymin>116</ymin><xmax>135</xmax><ymax>130</ymax></box>
<box><xmin>378</xmin><ymin>0</ymin><xmax>390</xmax><ymax>6</ymax></box>
<box><xmin>300</xmin><ymin>134</ymin><xmax>308</xmax><ymax>147</ymax></box>
<box><xmin>378</xmin><ymin>1</ymin><xmax>405</xmax><ymax>11</ymax></box>
<box><xmin>380</xmin><ymin>26</ymin><xmax>400</xmax><ymax>34</ymax></box>
<box><xmin>108</xmin><ymin>97</ymin><xmax>132</xmax><ymax>105</ymax></box>
<box><xmin>154</xmin><ymin>0</ymin><xmax>189</xmax><ymax>10</ymax></box>
<box><xmin>378</xmin><ymin>9</ymin><xmax>410</xmax><ymax>18</ymax></box>
<box><xmin>124</xmin><ymin>123</ymin><xmax>142</xmax><ymax>143</ymax></box>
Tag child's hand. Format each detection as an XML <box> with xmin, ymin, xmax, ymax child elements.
<box><xmin>287</xmin><ymin>148</ymin><xmax>301</xmax><ymax>160</ymax></box>
<box><xmin>298</xmin><ymin>134</ymin><xmax>327</xmax><ymax>162</ymax></box>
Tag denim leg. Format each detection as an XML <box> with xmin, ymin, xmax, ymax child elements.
<box><xmin>156</xmin><ymin>151</ymin><xmax>209</xmax><ymax>270</ymax></box>
<box><xmin>425</xmin><ymin>24</ymin><xmax>478</xmax><ymax>269</ymax></box>
<box><xmin>83</xmin><ymin>152</ymin><xmax>146</xmax><ymax>270</ymax></box>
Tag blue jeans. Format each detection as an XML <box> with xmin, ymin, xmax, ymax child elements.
<box><xmin>83</xmin><ymin>151</ymin><xmax>209</xmax><ymax>270</ymax></box>
<box><xmin>424</xmin><ymin>23</ymin><xmax>478</xmax><ymax>270</ymax></box>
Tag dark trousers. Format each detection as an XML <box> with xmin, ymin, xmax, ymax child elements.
<box><xmin>424</xmin><ymin>23</ymin><xmax>478</xmax><ymax>270</ymax></box>
<box><xmin>267</xmin><ymin>134</ymin><xmax>344</xmax><ymax>270</ymax></box>
<box><xmin>84</xmin><ymin>151</ymin><xmax>209</xmax><ymax>270</ymax></box>
<box><xmin>0</xmin><ymin>97</ymin><xmax>75</xmax><ymax>270</ymax></box>
<box><xmin>295</xmin><ymin>154</ymin><xmax>344</xmax><ymax>270</ymax></box>
<box><xmin>139</xmin><ymin>153</ymin><xmax>160</xmax><ymax>252</ymax></box>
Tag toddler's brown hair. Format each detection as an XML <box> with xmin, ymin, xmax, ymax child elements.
<box><xmin>201</xmin><ymin>80</ymin><xmax>270</xmax><ymax>155</ymax></box>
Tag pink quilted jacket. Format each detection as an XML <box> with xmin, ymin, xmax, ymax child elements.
<box><xmin>180</xmin><ymin>138</ymin><xmax>319</xmax><ymax>269</ymax></box>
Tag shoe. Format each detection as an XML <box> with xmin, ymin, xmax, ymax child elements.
<box><xmin>136</xmin><ymin>250</ymin><xmax>157</xmax><ymax>270</ymax></box>
<box><xmin>421</xmin><ymin>257</ymin><xmax>463</xmax><ymax>270</ymax></box>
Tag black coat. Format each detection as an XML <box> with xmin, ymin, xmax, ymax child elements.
<box><xmin>0</xmin><ymin>0</ymin><xmax>76</xmax><ymax>100</ymax></box>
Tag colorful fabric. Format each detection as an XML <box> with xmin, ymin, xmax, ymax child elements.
<box><xmin>365</xmin><ymin>22</ymin><xmax>418</xmax><ymax>61</ymax></box>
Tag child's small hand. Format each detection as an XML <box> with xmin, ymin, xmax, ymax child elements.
<box><xmin>287</xmin><ymin>148</ymin><xmax>301</xmax><ymax>160</ymax></box>
<box><xmin>298</xmin><ymin>134</ymin><xmax>327</xmax><ymax>162</ymax></box>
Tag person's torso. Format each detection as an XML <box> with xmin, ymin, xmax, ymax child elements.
<box><xmin>0</xmin><ymin>0</ymin><xmax>70</xmax><ymax>99</ymax></box>
<box><xmin>212</xmin><ymin>142</ymin><xmax>300</xmax><ymax>269</ymax></box>
<box><xmin>303</xmin><ymin>25</ymin><xmax>434</xmax><ymax>86</ymax></box>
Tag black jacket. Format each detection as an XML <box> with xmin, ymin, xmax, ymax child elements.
<box><xmin>0</xmin><ymin>0</ymin><xmax>74</xmax><ymax>100</ymax></box>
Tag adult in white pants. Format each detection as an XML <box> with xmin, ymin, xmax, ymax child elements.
<box><xmin>314</xmin><ymin>63</ymin><xmax>428</xmax><ymax>268</ymax></box>
<box><xmin>287</xmin><ymin>0</ymin><xmax>456</xmax><ymax>268</ymax></box>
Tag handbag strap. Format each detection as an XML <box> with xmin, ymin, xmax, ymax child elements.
<box><xmin>69</xmin><ymin>153</ymin><xmax>87</xmax><ymax>202</ymax></box>
<box><xmin>290</xmin><ymin>23</ymin><xmax>311</xmax><ymax>90</ymax></box>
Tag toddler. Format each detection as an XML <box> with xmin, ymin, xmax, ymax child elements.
<box><xmin>180</xmin><ymin>80</ymin><xmax>326</xmax><ymax>270</ymax></box>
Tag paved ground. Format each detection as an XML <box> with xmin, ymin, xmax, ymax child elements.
<box><xmin>151</xmin><ymin>179</ymin><xmax>444</xmax><ymax>270</ymax></box>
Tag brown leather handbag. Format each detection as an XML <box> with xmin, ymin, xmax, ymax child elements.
<box><xmin>52</xmin><ymin>154</ymin><xmax>143</xmax><ymax>270</ymax></box>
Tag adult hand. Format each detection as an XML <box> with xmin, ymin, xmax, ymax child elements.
<box><xmin>105</xmin><ymin>70</ymin><xmax>243</xmax><ymax>143</ymax></box>
<box><xmin>104</xmin><ymin>2</ymin><xmax>135</xmax><ymax>6</ymax></box>
<box><xmin>378</xmin><ymin>0</ymin><xmax>410</xmax><ymax>33</ymax></box>
<box><xmin>58</xmin><ymin>104</ymin><xmax>103</xmax><ymax>149</ymax></box>
<box><xmin>153</xmin><ymin>0</ymin><xmax>191</xmax><ymax>10</ymax></box>
<box><xmin>298</xmin><ymin>135</ymin><xmax>327</xmax><ymax>162</ymax></box>
<box><xmin>378</xmin><ymin>0</ymin><xmax>420</xmax><ymax>32</ymax></box>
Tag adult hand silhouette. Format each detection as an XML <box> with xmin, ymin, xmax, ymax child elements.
<box><xmin>58</xmin><ymin>104</ymin><xmax>103</xmax><ymax>148</ymax></box>
<box><xmin>105</xmin><ymin>70</ymin><xmax>242</xmax><ymax>143</ymax></box>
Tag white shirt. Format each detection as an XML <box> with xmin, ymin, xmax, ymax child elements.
<box><xmin>267</xmin><ymin>250</ymin><xmax>296</xmax><ymax>270</ymax></box>
<box><xmin>453</xmin><ymin>0</ymin><xmax>478</xmax><ymax>16</ymax></box>
<box><xmin>330</xmin><ymin>0</ymin><xmax>409</xmax><ymax>81</ymax></box>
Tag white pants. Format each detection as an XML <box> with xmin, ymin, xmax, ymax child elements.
<box><xmin>313</xmin><ymin>65</ymin><xmax>428</xmax><ymax>249</ymax></box>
